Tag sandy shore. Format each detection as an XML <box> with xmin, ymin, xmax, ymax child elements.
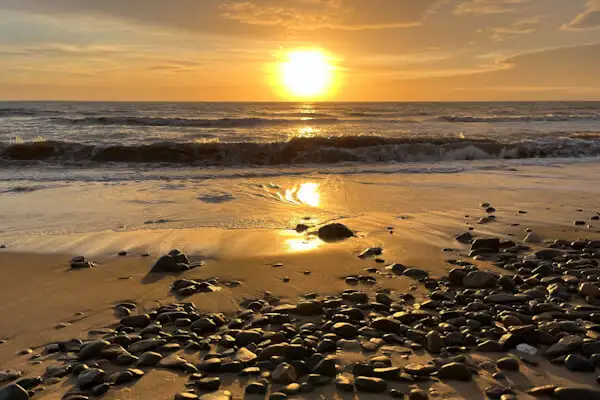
<box><xmin>2</xmin><ymin>161</ymin><xmax>600</xmax><ymax>399</ymax></box>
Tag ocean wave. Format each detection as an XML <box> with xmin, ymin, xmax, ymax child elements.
<box><xmin>438</xmin><ymin>114</ymin><xmax>600</xmax><ymax>123</ymax></box>
<box><xmin>0</xmin><ymin>107</ymin><xmax>63</xmax><ymax>117</ymax></box>
<box><xmin>2</xmin><ymin>136</ymin><xmax>600</xmax><ymax>166</ymax></box>
<box><xmin>53</xmin><ymin>116</ymin><xmax>341</xmax><ymax>128</ymax></box>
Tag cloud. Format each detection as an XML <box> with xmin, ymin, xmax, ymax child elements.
<box><xmin>454</xmin><ymin>0</ymin><xmax>530</xmax><ymax>16</ymax></box>
<box><xmin>0</xmin><ymin>0</ymin><xmax>444</xmax><ymax>35</ymax></box>
<box><xmin>489</xmin><ymin>15</ymin><xmax>543</xmax><ymax>40</ymax></box>
<box><xmin>563</xmin><ymin>0</ymin><xmax>600</xmax><ymax>30</ymax></box>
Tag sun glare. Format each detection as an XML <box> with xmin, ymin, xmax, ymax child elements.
<box><xmin>278</xmin><ymin>49</ymin><xmax>336</xmax><ymax>99</ymax></box>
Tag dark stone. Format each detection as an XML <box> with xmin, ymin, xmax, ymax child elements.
<box><xmin>0</xmin><ymin>384</ymin><xmax>29</xmax><ymax>400</ymax></box>
<box><xmin>463</xmin><ymin>271</ymin><xmax>498</xmax><ymax>289</ymax></box>
<box><xmin>120</xmin><ymin>314</ymin><xmax>151</xmax><ymax>328</ymax></box>
<box><xmin>435</xmin><ymin>362</ymin><xmax>472</xmax><ymax>381</ymax></box>
<box><xmin>456</xmin><ymin>232</ymin><xmax>473</xmax><ymax>244</ymax></box>
<box><xmin>334</xmin><ymin>374</ymin><xmax>354</xmax><ymax>392</ymax></box>
<box><xmin>470</xmin><ymin>238</ymin><xmax>500</xmax><ymax>253</ymax></box>
<box><xmin>196</xmin><ymin>377</ymin><xmax>221</xmax><ymax>392</ymax></box>
<box><xmin>565</xmin><ymin>354</ymin><xmax>594</xmax><ymax>372</ymax></box>
<box><xmin>317</xmin><ymin>223</ymin><xmax>354</xmax><ymax>242</ymax></box>
<box><xmin>553</xmin><ymin>387</ymin><xmax>600</xmax><ymax>400</ymax></box>
<box><xmin>497</xmin><ymin>357</ymin><xmax>519</xmax><ymax>371</ymax></box>
<box><xmin>354</xmin><ymin>376</ymin><xmax>387</xmax><ymax>393</ymax></box>
<box><xmin>77</xmin><ymin>368</ymin><xmax>105</xmax><ymax>389</ymax></box>
<box><xmin>544</xmin><ymin>335</ymin><xmax>583</xmax><ymax>357</ymax></box>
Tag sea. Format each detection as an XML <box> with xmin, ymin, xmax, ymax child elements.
<box><xmin>1</xmin><ymin>101</ymin><xmax>600</xmax><ymax>246</ymax></box>
<box><xmin>1</xmin><ymin>101</ymin><xmax>600</xmax><ymax>172</ymax></box>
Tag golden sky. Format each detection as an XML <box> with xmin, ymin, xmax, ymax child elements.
<box><xmin>0</xmin><ymin>0</ymin><xmax>599</xmax><ymax>101</ymax></box>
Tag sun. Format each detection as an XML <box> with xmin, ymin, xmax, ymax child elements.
<box><xmin>277</xmin><ymin>49</ymin><xmax>336</xmax><ymax>99</ymax></box>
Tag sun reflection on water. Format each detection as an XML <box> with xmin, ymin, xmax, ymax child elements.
<box><xmin>284</xmin><ymin>182</ymin><xmax>320</xmax><ymax>207</ymax></box>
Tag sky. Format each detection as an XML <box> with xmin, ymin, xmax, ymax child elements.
<box><xmin>0</xmin><ymin>0</ymin><xmax>599</xmax><ymax>101</ymax></box>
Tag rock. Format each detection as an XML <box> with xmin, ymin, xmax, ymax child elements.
<box><xmin>317</xmin><ymin>223</ymin><xmax>354</xmax><ymax>242</ymax></box>
<box><xmin>335</xmin><ymin>374</ymin><xmax>354</xmax><ymax>392</ymax></box>
<box><xmin>516</xmin><ymin>343</ymin><xmax>537</xmax><ymax>356</ymax></box>
<box><xmin>534</xmin><ymin>249</ymin><xmax>564</xmax><ymax>260</ymax></box>
<box><xmin>295</xmin><ymin>300</ymin><xmax>323</xmax><ymax>316</ymax></box>
<box><xmin>526</xmin><ymin>385</ymin><xmax>556</xmax><ymax>396</ymax></box>
<box><xmin>121</xmin><ymin>314</ymin><xmax>151</xmax><ymax>328</ymax></box>
<box><xmin>175</xmin><ymin>393</ymin><xmax>199</xmax><ymax>400</ymax></box>
<box><xmin>272</xmin><ymin>363</ymin><xmax>297</xmax><ymax>384</ymax></box>
<box><xmin>136</xmin><ymin>352</ymin><xmax>163</xmax><ymax>367</ymax></box>
<box><xmin>0</xmin><ymin>370</ymin><xmax>22</xmax><ymax>384</ymax></box>
<box><xmin>544</xmin><ymin>335</ymin><xmax>583</xmax><ymax>358</ymax></box>
<box><xmin>408</xmin><ymin>389</ymin><xmax>429</xmax><ymax>400</ymax></box>
<box><xmin>332</xmin><ymin>322</ymin><xmax>358</xmax><ymax>339</ymax></box>
<box><xmin>198</xmin><ymin>391</ymin><xmax>232</xmax><ymax>400</ymax></box>
<box><xmin>358</xmin><ymin>247</ymin><xmax>383</xmax><ymax>259</ymax></box>
<box><xmin>0</xmin><ymin>384</ymin><xmax>29</xmax><ymax>400</ymax></box>
<box><xmin>78</xmin><ymin>340</ymin><xmax>110</xmax><ymax>360</ymax></box>
<box><xmin>371</xmin><ymin>317</ymin><xmax>403</xmax><ymax>334</ymax></box>
<box><xmin>497</xmin><ymin>357</ymin><xmax>519</xmax><ymax>371</ymax></box>
<box><xmin>425</xmin><ymin>331</ymin><xmax>444</xmax><ymax>354</ymax></box>
<box><xmin>91</xmin><ymin>384</ymin><xmax>110</xmax><ymax>396</ymax></box>
<box><xmin>470</xmin><ymin>238</ymin><xmax>500</xmax><ymax>253</ymax></box>
<box><xmin>477</xmin><ymin>340</ymin><xmax>504</xmax><ymax>352</ymax></box>
<box><xmin>485</xmin><ymin>386</ymin><xmax>508</xmax><ymax>399</ymax></box>
<box><xmin>403</xmin><ymin>268</ymin><xmax>429</xmax><ymax>279</ymax></box>
<box><xmin>295</xmin><ymin>224</ymin><xmax>309</xmax><ymax>233</ymax></box>
<box><xmin>77</xmin><ymin>368</ymin><xmax>105</xmax><ymax>389</ymax></box>
<box><xmin>195</xmin><ymin>377</ymin><xmax>221</xmax><ymax>392</ymax></box>
<box><xmin>524</xmin><ymin>232</ymin><xmax>542</xmax><ymax>244</ymax></box>
<box><xmin>580</xmin><ymin>283</ymin><xmax>600</xmax><ymax>298</ymax></box>
<box><xmin>312</xmin><ymin>355</ymin><xmax>337</xmax><ymax>377</ymax></box>
<box><xmin>436</xmin><ymin>362</ymin><xmax>472</xmax><ymax>381</ymax></box>
<box><xmin>151</xmin><ymin>254</ymin><xmax>190</xmax><ymax>273</ymax></box>
<box><xmin>269</xmin><ymin>393</ymin><xmax>287</xmax><ymax>400</ymax></box>
<box><xmin>354</xmin><ymin>376</ymin><xmax>387</xmax><ymax>393</ymax></box>
<box><xmin>386</xmin><ymin>263</ymin><xmax>407</xmax><ymax>274</ymax></box>
<box><xmin>456</xmin><ymin>232</ymin><xmax>473</xmax><ymax>244</ymax></box>
<box><xmin>463</xmin><ymin>271</ymin><xmax>498</xmax><ymax>289</ymax></box>
<box><xmin>565</xmin><ymin>354</ymin><xmax>594</xmax><ymax>372</ymax></box>
<box><xmin>14</xmin><ymin>377</ymin><xmax>41</xmax><ymax>390</ymax></box>
<box><xmin>553</xmin><ymin>387</ymin><xmax>600</xmax><ymax>400</ymax></box>
<box><xmin>235</xmin><ymin>347</ymin><xmax>257</xmax><ymax>364</ymax></box>
<box><xmin>245</xmin><ymin>382</ymin><xmax>267</xmax><ymax>394</ymax></box>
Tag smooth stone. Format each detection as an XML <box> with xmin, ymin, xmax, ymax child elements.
<box><xmin>121</xmin><ymin>314</ymin><xmax>151</xmax><ymax>328</ymax></box>
<box><xmin>526</xmin><ymin>385</ymin><xmax>556</xmax><ymax>396</ymax></box>
<box><xmin>136</xmin><ymin>352</ymin><xmax>163</xmax><ymax>367</ymax></box>
<box><xmin>565</xmin><ymin>354</ymin><xmax>594</xmax><ymax>372</ymax></box>
<box><xmin>544</xmin><ymin>335</ymin><xmax>583</xmax><ymax>357</ymax></box>
<box><xmin>271</xmin><ymin>363</ymin><xmax>297</xmax><ymax>384</ymax></box>
<box><xmin>425</xmin><ymin>331</ymin><xmax>444</xmax><ymax>354</ymax></box>
<box><xmin>553</xmin><ymin>387</ymin><xmax>600</xmax><ymax>400</ymax></box>
<box><xmin>436</xmin><ymin>362</ymin><xmax>472</xmax><ymax>381</ymax></box>
<box><xmin>245</xmin><ymin>382</ymin><xmax>267</xmax><ymax>394</ymax></box>
<box><xmin>0</xmin><ymin>384</ymin><xmax>29</xmax><ymax>400</ymax></box>
<box><xmin>335</xmin><ymin>374</ymin><xmax>354</xmax><ymax>392</ymax></box>
<box><xmin>497</xmin><ymin>357</ymin><xmax>520</xmax><ymax>371</ymax></box>
<box><xmin>196</xmin><ymin>377</ymin><xmax>221</xmax><ymax>392</ymax></box>
<box><xmin>354</xmin><ymin>376</ymin><xmax>387</xmax><ymax>393</ymax></box>
<box><xmin>77</xmin><ymin>368</ymin><xmax>105</xmax><ymax>389</ymax></box>
<box><xmin>408</xmin><ymin>389</ymin><xmax>429</xmax><ymax>400</ymax></box>
<box><xmin>317</xmin><ymin>223</ymin><xmax>354</xmax><ymax>242</ymax></box>
<box><xmin>463</xmin><ymin>271</ymin><xmax>498</xmax><ymax>289</ymax></box>
<box><xmin>175</xmin><ymin>393</ymin><xmax>199</xmax><ymax>400</ymax></box>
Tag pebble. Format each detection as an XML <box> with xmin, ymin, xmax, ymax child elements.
<box><xmin>0</xmin><ymin>384</ymin><xmax>29</xmax><ymax>400</ymax></box>
<box><xmin>317</xmin><ymin>223</ymin><xmax>354</xmax><ymax>242</ymax></box>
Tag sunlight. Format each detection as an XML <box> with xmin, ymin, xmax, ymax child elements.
<box><xmin>283</xmin><ymin>182</ymin><xmax>321</xmax><ymax>207</ymax></box>
<box><xmin>285</xmin><ymin>237</ymin><xmax>322</xmax><ymax>253</ymax></box>
<box><xmin>296</xmin><ymin>182</ymin><xmax>320</xmax><ymax>207</ymax></box>
<box><xmin>278</xmin><ymin>49</ymin><xmax>336</xmax><ymax>99</ymax></box>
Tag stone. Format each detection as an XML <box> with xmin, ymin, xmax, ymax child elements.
<box><xmin>354</xmin><ymin>376</ymin><xmax>387</xmax><ymax>393</ymax></box>
<box><xmin>91</xmin><ymin>384</ymin><xmax>110</xmax><ymax>396</ymax></box>
<box><xmin>403</xmin><ymin>269</ymin><xmax>429</xmax><ymax>279</ymax></box>
<box><xmin>14</xmin><ymin>377</ymin><xmax>41</xmax><ymax>390</ymax></box>
<box><xmin>317</xmin><ymin>223</ymin><xmax>354</xmax><ymax>242</ymax></box>
<box><xmin>358</xmin><ymin>247</ymin><xmax>383</xmax><ymax>259</ymax></box>
<box><xmin>0</xmin><ymin>384</ymin><xmax>29</xmax><ymax>400</ymax></box>
<box><xmin>175</xmin><ymin>393</ymin><xmax>199</xmax><ymax>400</ymax></box>
<box><xmin>136</xmin><ymin>352</ymin><xmax>163</xmax><ymax>367</ymax></box>
<box><xmin>0</xmin><ymin>370</ymin><xmax>22</xmax><ymax>384</ymax></box>
<box><xmin>436</xmin><ymin>362</ymin><xmax>472</xmax><ymax>381</ymax></box>
<box><xmin>425</xmin><ymin>331</ymin><xmax>444</xmax><ymax>354</ymax></box>
<box><xmin>534</xmin><ymin>249</ymin><xmax>564</xmax><ymax>260</ymax></box>
<box><xmin>245</xmin><ymin>382</ymin><xmax>267</xmax><ymax>394</ymax></box>
<box><xmin>553</xmin><ymin>387</ymin><xmax>600</xmax><ymax>400</ymax></box>
<box><xmin>335</xmin><ymin>374</ymin><xmax>354</xmax><ymax>392</ymax></box>
<box><xmin>497</xmin><ymin>357</ymin><xmax>519</xmax><ymax>371</ymax></box>
<box><xmin>78</xmin><ymin>340</ymin><xmax>110</xmax><ymax>360</ymax></box>
<box><xmin>456</xmin><ymin>232</ymin><xmax>473</xmax><ymax>244</ymax></box>
<box><xmin>408</xmin><ymin>389</ymin><xmax>429</xmax><ymax>400</ymax></box>
<box><xmin>332</xmin><ymin>322</ymin><xmax>358</xmax><ymax>339</ymax></box>
<box><xmin>524</xmin><ymin>232</ymin><xmax>542</xmax><ymax>244</ymax></box>
<box><xmin>77</xmin><ymin>368</ymin><xmax>105</xmax><ymax>389</ymax></box>
<box><xmin>463</xmin><ymin>271</ymin><xmax>498</xmax><ymax>289</ymax></box>
<box><xmin>544</xmin><ymin>335</ymin><xmax>583</xmax><ymax>357</ymax></box>
<box><xmin>272</xmin><ymin>363</ymin><xmax>297</xmax><ymax>384</ymax></box>
<box><xmin>470</xmin><ymin>238</ymin><xmax>500</xmax><ymax>253</ymax></box>
<box><xmin>565</xmin><ymin>354</ymin><xmax>594</xmax><ymax>372</ymax></box>
<box><xmin>580</xmin><ymin>283</ymin><xmax>600</xmax><ymax>298</ymax></box>
<box><xmin>121</xmin><ymin>314</ymin><xmax>151</xmax><ymax>328</ymax></box>
<box><xmin>235</xmin><ymin>347</ymin><xmax>257</xmax><ymax>364</ymax></box>
<box><xmin>477</xmin><ymin>340</ymin><xmax>504</xmax><ymax>352</ymax></box>
<box><xmin>312</xmin><ymin>355</ymin><xmax>337</xmax><ymax>377</ymax></box>
<box><xmin>295</xmin><ymin>301</ymin><xmax>323</xmax><ymax>316</ymax></box>
<box><xmin>526</xmin><ymin>385</ymin><xmax>556</xmax><ymax>396</ymax></box>
<box><xmin>196</xmin><ymin>377</ymin><xmax>221</xmax><ymax>392</ymax></box>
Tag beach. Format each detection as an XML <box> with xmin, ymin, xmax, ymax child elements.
<box><xmin>2</xmin><ymin>159</ymin><xmax>600</xmax><ymax>399</ymax></box>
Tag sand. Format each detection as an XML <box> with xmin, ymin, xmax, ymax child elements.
<box><xmin>2</xmin><ymin>160</ymin><xmax>600</xmax><ymax>399</ymax></box>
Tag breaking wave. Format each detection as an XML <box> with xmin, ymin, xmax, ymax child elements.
<box><xmin>2</xmin><ymin>136</ymin><xmax>600</xmax><ymax>166</ymax></box>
